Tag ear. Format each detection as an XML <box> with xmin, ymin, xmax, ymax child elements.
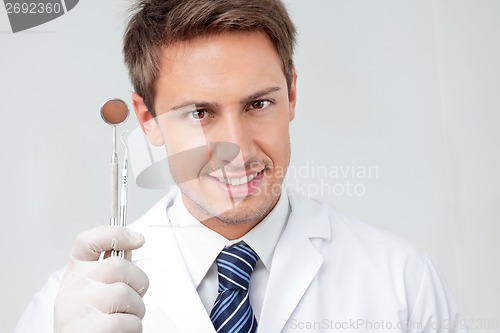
<box><xmin>288</xmin><ymin>69</ymin><xmax>298</xmax><ymax>122</ymax></box>
<box><xmin>132</xmin><ymin>92</ymin><xmax>165</xmax><ymax>146</ymax></box>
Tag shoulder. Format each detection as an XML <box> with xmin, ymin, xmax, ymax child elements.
<box><xmin>287</xmin><ymin>193</ymin><xmax>430</xmax><ymax>297</ymax></box>
<box><xmin>286</xmin><ymin>194</ymin><xmax>465</xmax><ymax>326</ymax></box>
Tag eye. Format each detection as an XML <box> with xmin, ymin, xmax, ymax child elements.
<box><xmin>249</xmin><ymin>100</ymin><xmax>271</xmax><ymax>110</ymax></box>
<box><xmin>189</xmin><ymin>110</ymin><xmax>208</xmax><ymax>120</ymax></box>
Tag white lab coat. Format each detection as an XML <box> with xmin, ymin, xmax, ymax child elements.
<box><xmin>16</xmin><ymin>189</ymin><xmax>467</xmax><ymax>332</ymax></box>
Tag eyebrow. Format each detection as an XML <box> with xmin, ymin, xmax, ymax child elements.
<box><xmin>241</xmin><ymin>86</ymin><xmax>281</xmax><ymax>105</ymax></box>
<box><xmin>170</xmin><ymin>86</ymin><xmax>282</xmax><ymax>111</ymax></box>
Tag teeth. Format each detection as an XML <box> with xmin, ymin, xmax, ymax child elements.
<box><xmin>218</xmin><ymin>172</ymin><xmax>260</xmax><ymax>186</ymax></box>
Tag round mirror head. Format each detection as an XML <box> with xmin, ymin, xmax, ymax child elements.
<box><xmin>100</xmin><ymin>98</ymin><xmax>129</xmax><ymax>126</ymax></box>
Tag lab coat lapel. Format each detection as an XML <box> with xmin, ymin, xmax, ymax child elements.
<box><xmin>132</xmin><ymin>192</ymin><xmax>216</xmax><ymax>333</ymax></box>
<box><xmin>258</xmin><ymin>194</ymin><xmax>331</xmax><ymax>333</ymax></box>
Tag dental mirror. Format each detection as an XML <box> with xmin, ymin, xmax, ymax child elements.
<box><xmin>100</xmin><ymin>98</ymin><xmax>130</xmax><ymax>249</ymax></box>
<box><xmin>100</xmin><ymin>98</ymin><xmax>129</xmax><ymax>126</ymax></box>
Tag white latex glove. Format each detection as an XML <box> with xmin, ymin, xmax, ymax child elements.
<box><xmin>54</xmin><ymin>226</ymin><xmax>149</xmax><ymax>333</ymax></box>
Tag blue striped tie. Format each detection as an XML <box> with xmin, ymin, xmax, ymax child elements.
<box><xmin>210</xmin><ymin>242</ymin><xmax>259</xmax><ymax>333</ymax></box>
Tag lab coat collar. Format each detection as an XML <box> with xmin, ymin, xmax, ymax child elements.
<box><xmin>258</xmin><ymin>192</ymin><xmax>332</xmax><ymax>333</ymax></box>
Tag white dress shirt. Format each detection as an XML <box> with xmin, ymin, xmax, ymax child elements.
<box><xmin>166</xmin><ymin>191</ymin><xmax>290</xmax><ymax>320</ymax></box>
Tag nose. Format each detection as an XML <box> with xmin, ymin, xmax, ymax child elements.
<box><xmin>209</xmin><ymin>113</ymin><xmax>258</xmax><ymax>167</ymax></box>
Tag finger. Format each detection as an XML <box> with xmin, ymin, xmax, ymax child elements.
<box><xmin>101</xmin><ymin>313</ymin><xmax>143</xmax><ymax>333</ymax></box>
<box><xmin>92</xmin><ymin>282</ymin><xmax>146</xmax><ymax>319</ymax></box>
<box><xmin>125</xmin><ymin>249</ymin><xmax>132</xmax><ymax>261</ymax></box>
<box><xmin>87</xmin><ymin>257</ymin><xmax>149</xmax><ymax>297</ymax></box>
<box><xmin>71</xmin><ymin>226</ymin><xmax>145</xmax><ymax>261</ymax></box>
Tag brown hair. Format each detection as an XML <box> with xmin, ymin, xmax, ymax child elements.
<box><xmin>123</xmin><ymin>0</ymin><xmax>297</xmax><ymax>115</ymax></box>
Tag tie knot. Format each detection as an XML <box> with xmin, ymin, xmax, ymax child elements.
<box><xmin>216</xmin><ymin>242</ymin><xmax>259</xmax><ymax>291</ymax></box>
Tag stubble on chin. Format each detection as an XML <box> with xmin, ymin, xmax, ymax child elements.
<box><xmin>179</xmin><ymin>181</ymin><xmax>282</xmax><ymax>226</ymax></box>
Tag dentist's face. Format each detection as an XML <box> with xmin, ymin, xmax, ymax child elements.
<box><xmin>140</xmin><ymin>31</ymin><xmax>296</xmax><ymax>225</ymax></box>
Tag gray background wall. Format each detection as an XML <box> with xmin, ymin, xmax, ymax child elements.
<box><xmin>1</xmin><ymin>1</ymin><xmax>499</xmax><ymax>332</ymax></box>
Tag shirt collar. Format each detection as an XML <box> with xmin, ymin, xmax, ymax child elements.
<box><xmin>167</xmin><ymin>188</ymin><xmax>290</xmax><ymax>288</ymax></box>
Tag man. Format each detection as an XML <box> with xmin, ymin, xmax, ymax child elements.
<box><xmin>16</xmin><ymin>0</ymin><xmax>466</xmax><ymax>332</ymax></box>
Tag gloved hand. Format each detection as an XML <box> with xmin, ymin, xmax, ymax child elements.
<box><xmin>54</xmin><ymin>226</ymin><xmax>149</xmax><ymax>333</ymax></box>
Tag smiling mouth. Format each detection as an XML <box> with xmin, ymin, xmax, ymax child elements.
<box><xmin>214</xmin><ymin>171</ymin><xmax>263</xmax><ymax>186</ymax></box>
<box><xmin>210</xmin><ymin>170</ymin><xmax>264</xmax><ymax>186</ymax></box>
